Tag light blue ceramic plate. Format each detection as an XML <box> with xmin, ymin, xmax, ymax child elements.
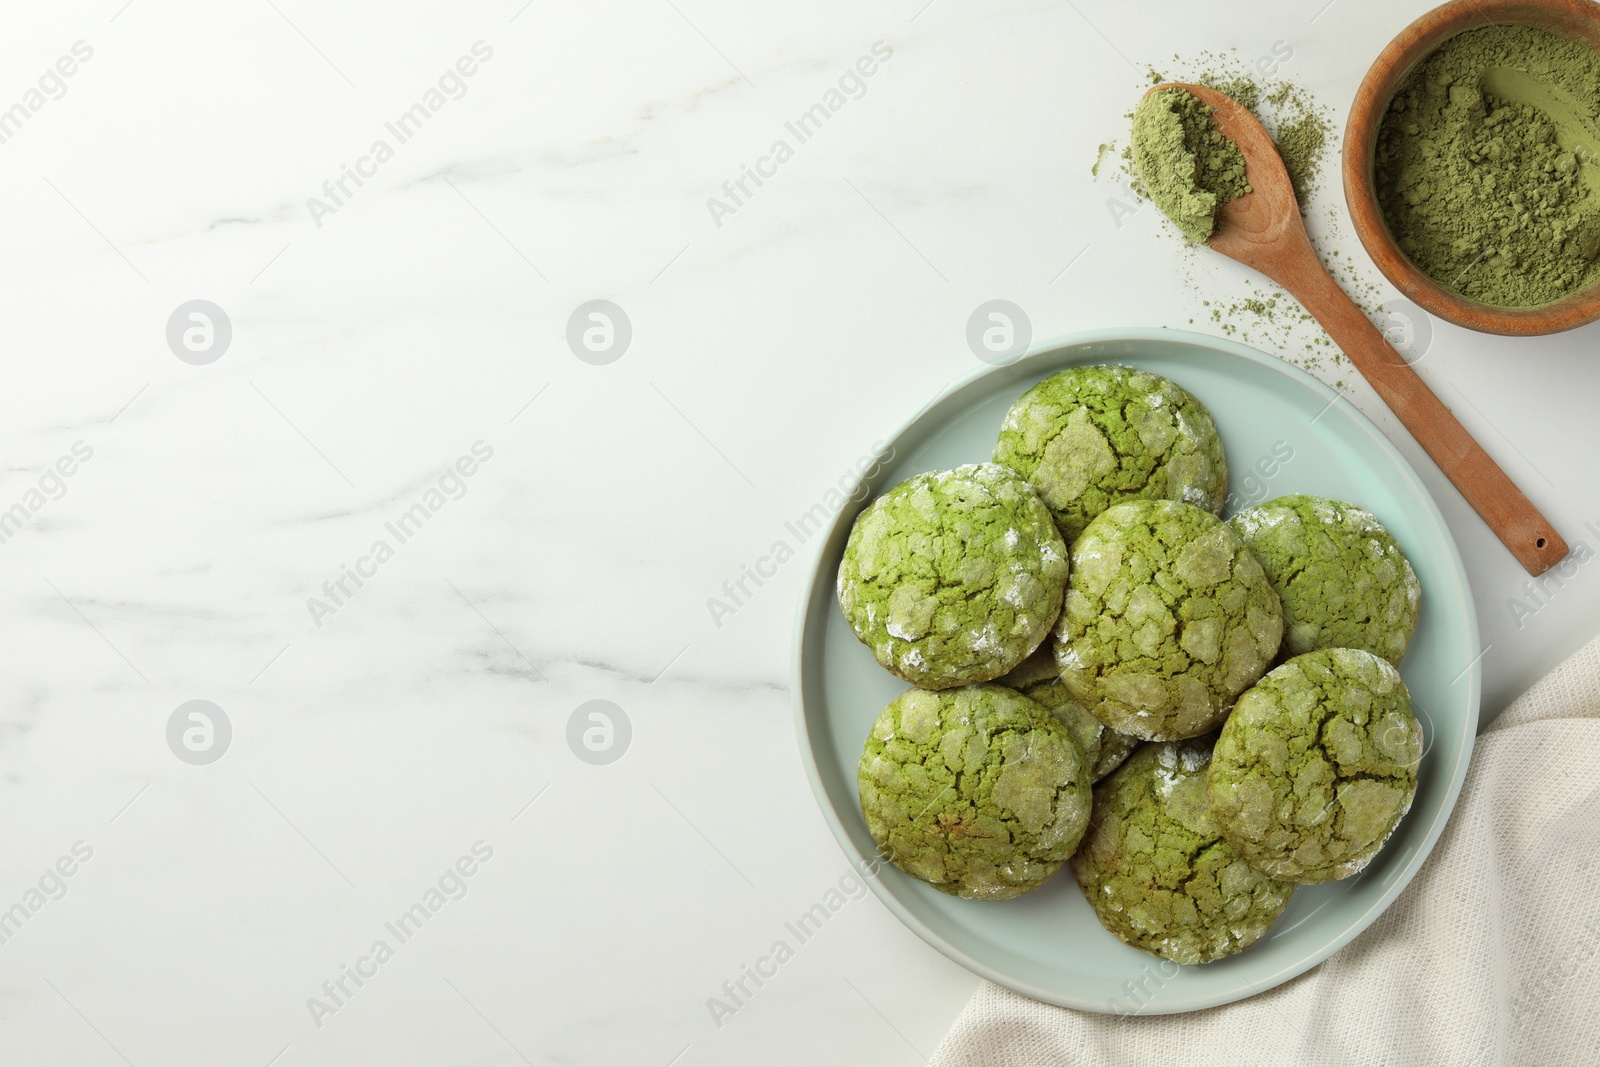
<box><xmin>793</xmin><ymin>328</ymin><xmax>1480</xmax><ymax>1014</ymax></box>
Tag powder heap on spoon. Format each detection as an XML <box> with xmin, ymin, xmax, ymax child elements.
<box><xmin>1131</xmin><ymin>87</ymin><xmax>1252</xmax><ymax>245</ymax></box>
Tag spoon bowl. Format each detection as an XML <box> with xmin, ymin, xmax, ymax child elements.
<box><xmin>1142</xmin><ymin>82</ymin><xmax>1306</xmax><ymax>281</ymax></box>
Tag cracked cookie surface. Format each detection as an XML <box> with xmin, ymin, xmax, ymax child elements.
<box><xmin>1207</xmin><ymin>648</ymin><xmax>1422</xmax><ymax>883</ymax></box>
<box><xmin>1053</xmin><ymin>499</ymin><xmax>1282</xmax><ymax>741</ymax></box>
<box><xmin>1230</xmin><ymin>495</ymin><xmax>1421</xmax><ymax>666</ymax></box>
<box><xmin>858</xmin><ymin>685</ymin><xmax>1093</xmax><ymax>900</ymax></box>
<box><xmin>1073</xmin><ymin>738</ymin><xmax>1294</xmax><ymax>964</ymax></box>
<box><xmin>838</xmin><ymin>463</ymin><xmax>1068</xmax><ymax>689</ymax></box>
<box><xmin>998</xmin><ymin>648</ymin><xmax>1140</xmax><ymax>782</ymax></box>
<box><xmin>993</xmin><ymin>365</ymin><xmax>1228</xmax><ymax>543</ymax></box>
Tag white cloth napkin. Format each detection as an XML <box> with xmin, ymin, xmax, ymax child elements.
<box><xmin>933</xmin><ymin>632</ymin><xmax>1600</xmax><ymax>1067</ymax></box>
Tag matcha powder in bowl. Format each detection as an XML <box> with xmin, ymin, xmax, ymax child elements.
<box><xmin>1374</xmin><ymin>24</ymin><xmax>1600</xmax><ymax>308</ymax></box>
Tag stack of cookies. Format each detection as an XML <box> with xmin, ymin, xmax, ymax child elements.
<box><xmin>839</xmin><ymin>365</ymin><xmax>1424</xmax><ymax>964</ymax></box>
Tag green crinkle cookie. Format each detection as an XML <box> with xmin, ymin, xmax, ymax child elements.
<box><xmin>858</xmin><ymin>685</ymin><xmax>1093</xmax><ymax>900</ymax></box>
<box><xmin>1073</xmin><ymin>738</ymin><xmax>1294</xmax><ymax>964</ymax></box>
<box><xmin>1054</xmin><ymin>499</ymin><xmax>1283</xmax><ymax>741</ymax></box>
<box><xmin>1207</xmin><ymin>648</ymin><xmax>1422</xmax><ymax>883</ymax></box>
<box><xmin>993</xmin><ymin>365</ymin><xmax>1228</xmax><ymax>543</ymax></box>
<box><xmin>1229</xmin><ymin>495</ymin><xmax>1421</xmax><ymax>666</ymax></box>
<box><xmin>838</xmin><ymin>464</ymin><xmax>1069</xmax><ymax>689</ymax></box>
<box><xmin>1090</xmin><ymin>728</ymin><xmax>1142</xmax><ymax>785</ymax></box>
<box><xmin>999</xmin><ymin>648</ymin><xmax>1141</xmax><ymax>782</ymax></box>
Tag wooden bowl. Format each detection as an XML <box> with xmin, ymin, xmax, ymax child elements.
<box><xmin>1342</xmin><ymin>0</ymin><xmax>1600</xmax><ymax>335</ymax></box>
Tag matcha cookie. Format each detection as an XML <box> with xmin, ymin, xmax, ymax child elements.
<box><xmin>1073</xmin><ymin>739</ymin><xmax>1294</xmax><ymax>964</ymax></box>
<box><xmin>838</xmin><ymin>464</ymin><xmax>1069</xmax><ymax>689</ymax></box>
<box><xmin>858</xmin><ymin>685</ymin><xmax>1093</xmax><ymax>900</ymax></box>
<box><xmin>999</xmin><ymin>649</ymin><xmax>1140</xmax><ymax>782</ymax></box>
<box><xmin>1090</xmin><ymin>728</ymin><xmax>1142</xmax><ymax>784</ymax></box>
<box><xmin>1230</xmin><ymin>495</ymin><xmax>1421</xmax><ymax>666</ymax></box>
<box><xmin>1054</xmin><ymin>500</ymin><xmax>1283</xmax><ymax>741</ymax></box>
<box><xmin>993</xmin><ymin>365</ymin><xmax>1228</xmax><ymax>543</ymax></box>
<box><xmin>1207</xmin><ymin>648</ymin><xmax>1422</xmax><ymax>883</ymax></box>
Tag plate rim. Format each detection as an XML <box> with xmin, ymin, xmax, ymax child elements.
<box><xmin>790</xmin><ymin>326</ymin><xmax>1482</xmax><ymax>1014</ymax></box>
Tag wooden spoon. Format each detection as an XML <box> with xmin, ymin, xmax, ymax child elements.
<box><xmin>1148</xmin><ymin>82</ymin><xmax>1567</xmax><ymax>577</ymax></box>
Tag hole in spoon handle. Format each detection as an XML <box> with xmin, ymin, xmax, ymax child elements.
<box><xmin>1516</xmin><ymin>524</ymin><xmax>1567</xmax><ymax>577</ymax></box>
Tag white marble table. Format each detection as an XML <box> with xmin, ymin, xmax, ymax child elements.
<box><xmin>4</xmin><ymin>1</ymin><xmax>1599</xmax><ymax>1063</ymax></box>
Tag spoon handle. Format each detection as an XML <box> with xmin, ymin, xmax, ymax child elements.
<box><xmin>1292</xmin><ymin>266</ymin><xmax>1567</xmax><ymax>576</ymax></box>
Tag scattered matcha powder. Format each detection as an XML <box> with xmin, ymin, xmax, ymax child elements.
<box><xmin>1374</xmin><ymin>24</ymin><xmax>1600</xmax><ymax>307</ymax></box>
<box><xmin>1277</xmin><ymin>113</ymin><xmax>1328</xmax><ymax>202</ymax></box>
<box><xmin>1091</xmin><ymin>141</ymin><xmax>1115</xmax><ymax>178</ymax></box>
<box><xmin>1208</xmin><ymin>76</ymin><xmax>1260</xmax><ymax>113</ymax></box>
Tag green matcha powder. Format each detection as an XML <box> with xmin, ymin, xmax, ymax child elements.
<box><xmin>1375</xmin><ymin>24</ymin><xmax>1600</xmax><ymax>307</ymax></box>
<box><xmin>1131</xmin><ymin>88</ymin><xmax>1252</xmax><ymax>244</ymax></box>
